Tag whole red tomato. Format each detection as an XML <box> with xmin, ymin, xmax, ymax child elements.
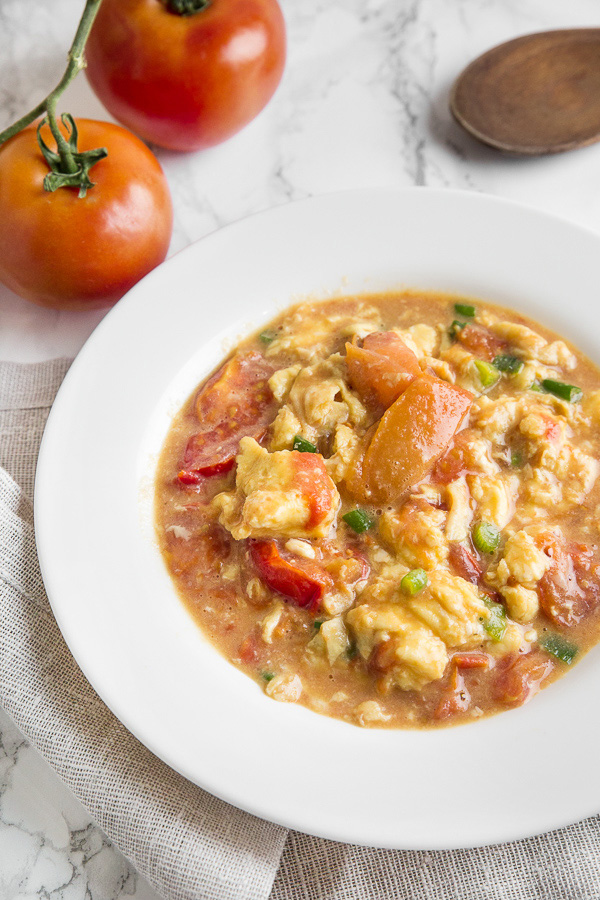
<box><xmin>85</xmin><ymin>0</ymin><xmax>286</xmax><ymax>152</ymax></box>
<box><xmin>0</xmin><ymin>119</ymin><xmax>173</xmax><ymax>310</ymax></box>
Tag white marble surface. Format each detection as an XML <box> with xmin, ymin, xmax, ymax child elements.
<box><xmin>2</xmin><ymin>0</ymin><xmax>600</xmax><ymax>895</ymax></box>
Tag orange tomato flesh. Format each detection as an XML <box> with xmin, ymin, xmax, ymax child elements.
<box><xmin>358</xmin><ymin>374</ymin><xmax>473</xmax><ymax>503</ymax></box>
<box><xmin>346</xmin><ymin>331</ymin><xmax>421</xmax><ymax>408</ymax></box>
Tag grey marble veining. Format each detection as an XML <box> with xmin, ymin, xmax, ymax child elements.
<box><xmin>1</xmin><ymin>0</ymin><xmax>600</xmax><ymax>896</ymax></box>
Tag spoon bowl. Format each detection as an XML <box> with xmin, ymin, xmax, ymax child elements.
<box><xmin>450</xmin><ymin>29</ymin><xmax>600</xmax><ymax>155</ymax></box>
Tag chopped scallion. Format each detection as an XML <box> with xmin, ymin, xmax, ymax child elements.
<box><xmin>342</xmin><ymin>508</ymin><xmax>375</xmax><ymax>534</ymax></box>
<box><xmin>530</xmin><ymin>383</ymin><xmax>544</xmax><ymax>392</ymax></box>
<box><xmin>401</xmin><ymin>568</ymin><xmax>428</xmax><ymax>596</ymax></box>
<box><xmin>482</xmin><ymin>598</ymin><xmax>507</xmax><ymax>642</ymax></box>
<box><xmin>474</xmin><ymin>359</ymin><xmax>501</xmax><ymax>389</ymax></box>
<box><xmin>259</xmin><ymin>330</ymin><xmax>276</xmax><ymax>344</ymax></box>
<box><xmin>472</xmin><ymin>521</ymin><xmax>500</xmax><ymax>554</ymax></box>
<box><xmin>493</xmin><ymin>354</ymin><xmax>524</xmax><ymax>375</ymax></box>
<box><xmin>540</xmin><ymin>633</ymin><xmax>578</xmax><ymax>665</ymax></box>
<box><xmin>454</xmin><ymin>303</ymin><xmax>476</xmax><ymax>317</ymax></box>
<box><xmin>313</xmin><ymin>620</ymin><xmax>323</xmax><ymax>630</ymax></box>
<box><xmin>261</xmin><ymin>672</ymin><xmax>275</xmax><ymax>682</ymax></box>
<box><xmin>292</xmin><ymin>435</ymin><xmax>317</xmax><ymax>453</ymax></box>
<box><xmin>541</xmin><ymin>379</ymin><xmax>583</xmax><ymax>403</ymax></box>
<box><xmin>510</xmin><ymin>451</ymin><xmax>522</xmax><ymax>468</ymax></box>
<box><xmin>449</xmin><ymin>320</ymin><xmax>466</xmax><ymax>340</ymax></box>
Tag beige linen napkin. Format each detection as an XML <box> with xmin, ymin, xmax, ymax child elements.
<box><xmin>0</xmin><ymin>359</ymin><xmax>287</xmax><ymax>900</ymax></box>
<box><xmin>3</xmin><ymin>358</ymin><xmax>600</xmax><ymax>900</ymax></box>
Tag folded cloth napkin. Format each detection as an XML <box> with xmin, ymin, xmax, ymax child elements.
<box><xmin>2</xmin><ymin>358</ymin><xmax>600</xmax><ymax>900</ymax></box>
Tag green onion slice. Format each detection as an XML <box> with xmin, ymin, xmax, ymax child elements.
<box><xmin>541</xmin><ymin>379</ymin><xmax>583</xmax><ymax>403</ymax></box>
<box><xmin>510</xmin><ymin>451</ymin><xmax>522</xmax><ymax>468</ymax></box>
<box><xmin>342</xmin><ymin>508</ymin><xmax>375</xmax><ymax>534</ymax></box>
<box><xmin>540</xmin><ymin>633</ymin><xmax>578</xmax><ymax>665</ymax></box>
<box><xmin>292</xmin><ymin>435</ymin><xmax>317</xmax><ymax>453</ymax></box>
<box><xmin>259</xmin><ymin>330</ymin><xmax>276</xmax><ymax>344</ymax></box>
<box><xmin>472</xmin><ymin>521</ymin><xmax>500</xmax><ymax>554</ymax></box>
<box><xmin>261</xmin><ymin>672</ymin><xmax>275</xmax><ymax>682</ymax></box>
<box><xmin>454</xmin><ymin>303</ymin><xmax>476</xmax><ymax>317</ymax></box>
<box><xmin>401</xmin><ymin>568</ymin><xmax>429</xmax><ymax>596</ymax></box>
<box><xmin>449</xmin><ymin>320</ymin><xmax>466</xmax><ymax>340</ymax></box>
<box><xmin>474</xmin><ymin>360</ymin><xmax>501</xmax><ymax>389</ymax></box>
<box><xmin>493</xmin><ymin>354</ymin><xmax>524</xmax><ymax>375</ymax></box>
<box><xmin>482</xmin><ymin>598</ymin><xmax>507</xmax><ymax>643</ymax></box>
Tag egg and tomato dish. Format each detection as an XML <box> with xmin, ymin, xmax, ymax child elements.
<box><xmin>155</xmin><ymin>292</ymin><xmax>600</xmax><ymax>727</ymax></box>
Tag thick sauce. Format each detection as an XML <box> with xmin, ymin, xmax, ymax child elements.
<box><xmin>155</xmin><ymin>292</ymin><xmax>600</xmax><ymax>728</ymax></box>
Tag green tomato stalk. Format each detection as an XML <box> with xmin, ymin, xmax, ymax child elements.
<box><xmin>0</xmin><ymin>0</ymin><xmax>106</xmax><ymax>197</ymax></box>
<box><xmin>163</xmin><ymin>0</ymin><xmax>212</xmax><ymax>14</ymax></box>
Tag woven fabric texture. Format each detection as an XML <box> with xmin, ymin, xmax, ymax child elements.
<box><xmin>0</xmin><ymin>360</ymin><xmax>287</xmax><ymax>900</ymax></box>
<box><xmin>2</xmin><ymin>358</ymin><xmax>600</xmax><ymax>900</ymax></box>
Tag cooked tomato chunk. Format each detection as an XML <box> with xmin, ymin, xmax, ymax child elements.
<box><xmin>346</xmin><ymin>331</ymin><xmax>421</xmax><ymax>408</ymax></box>
<box><xmin>494</xmin><ymin>651</ymin><xmax>555</xmax><ymax>706</ymax></box>
<box><xmin>434</xmin><ymin>667</ymin><xmax>470</xmax><ymax>719</ymax></box>
<box><xmin>179</xmin><ymin>352</ymin><xmax>275</xmax><ymax>484</ymax></box>
<box><xmin>249</xmin><ymin>539</ymin><xmax>333</xmax><ymax>611</ymax></box>
<box><xmin>538</xmin><ymin>536</ymin><xmax>600</xmax><ymax>627</ymax></box>
<box><xmin>457</xmin><ymin>324</ymin><xmax>507</xmax><ymax>361</ymax></box>
<box><xmin>448</xmin><ymin>543</ymin><xmax>483</xmax><ymax>586</ymax></box>
<box><xmin>358</xmin><ymin>374</ymin><xmax>473</xmax><ymax>503</ymax></box>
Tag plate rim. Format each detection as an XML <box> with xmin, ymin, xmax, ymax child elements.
<box><xmin>34</xmin><ymin>186</ymin><xmax>600</xmax><ymax>850</ymax></box>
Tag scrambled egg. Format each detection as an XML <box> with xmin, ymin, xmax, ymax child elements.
<box><xmin>214</xmin><ymin>437</ymin><xmax>339</xmax><ymax>540</ymax></box>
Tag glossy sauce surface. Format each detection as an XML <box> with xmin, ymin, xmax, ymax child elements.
<box><xmin>155</xmin><ymin>292</ymin><xmax>600</xmax><ymax>728</ymax></box>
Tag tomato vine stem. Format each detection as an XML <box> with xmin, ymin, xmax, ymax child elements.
<box><xmin>0</xmin><ymin>0</ymin><xmax>107</xmax><ymax>195</ymax></box>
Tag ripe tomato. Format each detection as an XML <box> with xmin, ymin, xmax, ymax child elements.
<box><xmin>85</xmin><ymin>0</ymin><xmax>287</xmax><ymax>152</ymax></box>
<box><xmin>0</xmin><ymin>119</ymin><xmax>173</xmax><ymax>310</ymax></box>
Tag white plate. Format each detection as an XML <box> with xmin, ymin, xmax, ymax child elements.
<box><xmin>35</xmin><ymin>188</ymin><xmax>600</xmax><ymax>850</ymax></box>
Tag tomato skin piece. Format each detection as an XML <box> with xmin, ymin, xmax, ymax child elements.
<box><xmin>179</xmin><ymin>352</ymin><xmax>275</xmax><ymax>484</ymax></box>
<box><xmin>493</xmin><ymin>651</ymin><xmax>554</xmax><ymax>706</ymax></box>
<box><xmin>359</xmin><ymin>374</ymin><xmax>473</xmax><ymax>504</ymax></box>
<box><xmin>346</xmin><ymin>331</ymin><xmax>421</xmax><ymax>409</ymax></box>
<box><xmin>448</xmin><ymin>543</ymin><xmax>483</xmax><ymax>586</ymax></box>
<box><xmin>195</xmin><ymin>352</ymin><xmax>274</xmax><ymax>427</ymax></box>
<box><xmin>85</xmin><ymin>0</ymin><xmax>287</xmax><ymax>152</ymax></box>
<box><xmin>249</xmin><ymin>539</ymin><xmax>332</xmax><ymax>611</ymax></box>
<box><xmin>291</xmin><ymin>452</ymin><xmax>335</xmax><ymax>529</ymax></box>
<box><xmin>0</xmin><ymin>119</ymin><xmax>172</xmax><ymax>310</ymax></box>
<box><xmin>452</xmin><ymin>652</ymin><xmax>490</xmax><ymax>670</ymax></box>
<box><xmin>434</xmin><ymin>667</ymin><xmax>470</xmax><ymax>720</ymax></box>
<box><xmin>538</xmin><ymin>537</ymin><xmax>600</xmax><ymax>627</ymax></box>
<box><xmin>457</xmin><ymin>324</ymin><xmax>507</xmax><ymax>361</ymax></box>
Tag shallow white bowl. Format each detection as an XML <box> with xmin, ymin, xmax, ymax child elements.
<box><xmin>35</xmin><ymin>188</ymin><xmax>600</xmax><ymax>849</ymax></box>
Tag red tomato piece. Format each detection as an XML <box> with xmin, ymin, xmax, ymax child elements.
<box><xmin>457</xmin><ymin>324</ymin><xmax>507</xmax><ymax>361</ymax></box>
<box><xmin>434</xmin><ymin>668</ymin><xmax>471</xmax><ymax>720</ymax></box>
<box><xmin>196</xmin><ymin>351</ymin><xmax>274</xmax><ymax>426</ymax></box>
<box><xmin>538</xmin><ymin>536</ymin><xmax>600</xmax><ymax>627</ymax></box>
<box><xmin>493</xmin><ymin>651</ymin><xmax>554</xmax><ymax>706</ymax></box>
<box><xmin>249</xmin><ymin>540</ymin><xmax>333</xmax><ymax>611</ymax></box>
<box><xmin>448</xmin><ymin>543</ymin><xmax>483</xmax><ymax>586</ymax></box>
<box><xmin>178</xmin><ymin>352</ymin><xmax>275</xmax><ymax>485</ymax></box>
<box><xmin>433</xmin><ymin>429</ymin><xmax>478</xmax><ymax>484</ymax></box>
<box><xmin>239</xmin><ymin>632</ymin><xmax>261</xmax><ymax>664</ymax></box>
<box><xmin>346</xmin><ymin>331</ymin><xmax>421</xmax><ymax>409</ymax></box>
<box><xmin>359</xmin><ymin>374</ymin><xmax>473</xmax><ymax>503</ymax></box>
<box><xmin>452</xmin><ymin>652</ymin><xmax>490</xmax><ymax>670</ymax></box>
<box><xmin>291</xmin><ymin>451</ymin><xmax>335</xmax><ymax>529</ymax></box>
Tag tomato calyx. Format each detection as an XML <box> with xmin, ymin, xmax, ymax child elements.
<box><xmin>0</xmin><ymin>0</ymin><xmax>108</xmax><ymax>199</ymax></box>
<box><xmin>163</xmin><ymin>0</ymin><xmax>212</xmax><ymax>15</ymax></box>
<box><xmin>37</xmin><ymin>114</ymin><xmax>108</xmax><ymax>198</ymax></box>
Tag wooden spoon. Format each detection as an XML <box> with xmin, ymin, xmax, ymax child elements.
<box><xmin>450</xmin><ymin>29</ymin><xmax>600</xmax><ymax>155</ymax></box>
